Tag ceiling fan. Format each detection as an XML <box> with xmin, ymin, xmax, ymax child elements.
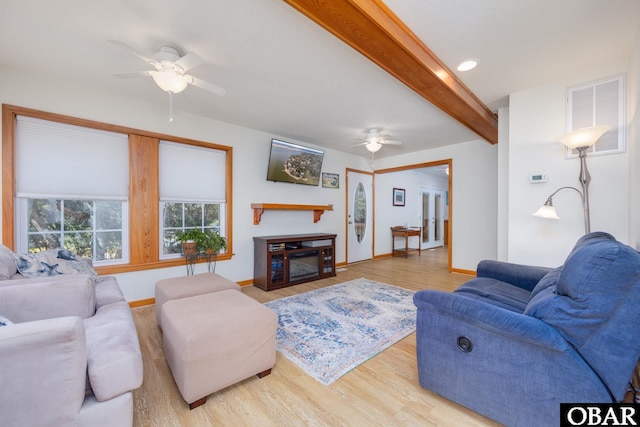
<box><xmin>351</xmin><ymin>129</ymin><xmax>402</xmax><ymax>153</ymax></box>
<box><xmin>108</xmin><ymin>40</ymin><xmax>226</xmax><ymax>121</ymax></box>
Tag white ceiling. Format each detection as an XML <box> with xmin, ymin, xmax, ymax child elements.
<box><xmin>1</xmin><ymin>0</ymin><xmax>639</xmax><ymax>158</ymax></box>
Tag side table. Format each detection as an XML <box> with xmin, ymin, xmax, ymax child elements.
<box><xmin>391</xmin><ymin>226</ymin><xmax>422</xmax><ymax>257</ymax></box>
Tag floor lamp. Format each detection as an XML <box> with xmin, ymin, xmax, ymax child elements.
<box><xmin>532</xmin><ymin>125</ymin><xmax>610</xmax><ymax>234</ymax></box>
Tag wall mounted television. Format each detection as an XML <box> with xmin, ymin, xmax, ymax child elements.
<box><xmin>266</xmin><ymin>138</ymin><xmax>324</xmax><ymax>186</ymax></box>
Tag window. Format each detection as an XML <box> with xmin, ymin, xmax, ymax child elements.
<box><xmin>566</xmin><ymin>74</ymin><xmax>625</xmax><ymax>157</ymax></box>
<box><xmin>161</xmin><ymin>202</ymin><xmax>222</xmax><ymax>256</ymax></box>
<box><xmin>14</xmin><ymin>115</ymin><xmax>129</xmax><ymax>265</ymax></box>
<box><xmin>158</xmin><ymin>141</ymin><xmax>227</xmax><ymax>260</ymax></box>
<box><xmin>19</xmin><ymin>198</ymin><xmax>128</xmax><ymax>263</ymax></box>
<box><xmin>3</xmin><ymin>105</ymin><xmax>233</xmax><ymax>274</ymax></box>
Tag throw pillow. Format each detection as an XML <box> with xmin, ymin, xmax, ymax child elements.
<box><xmin>0</xmin><ymin>314</ymin><xmax>13</xmax><ymax>327</ymax></box>
<box><xmin>0</xmin><ymin>244</ymin><xmax>18</xmax><ymax>280</ymax></box>
<box><xmin>12</xmin><ymin>248</ymin><xmax>98</xmax><ymax>282</ymax></box>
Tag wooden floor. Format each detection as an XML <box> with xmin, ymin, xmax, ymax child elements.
<box><xmin>131</xmin><ymin>247</ymin><xmax>501</xmax><ymax>426</ymax></box>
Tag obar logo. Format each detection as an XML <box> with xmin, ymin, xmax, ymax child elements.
<box><xmin>561</xmin><ymin>404</ymin><xmax>640</xmax><ymax>426</ymax></box>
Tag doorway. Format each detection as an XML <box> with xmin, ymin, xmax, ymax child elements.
<box><xmin>374</xmin><ymin>159</ymin><xmax>452</xmax><ymax>270</ymax></box>
<box><xmin>421</xmin><ymin>187</ymin><xmax>445</xmax><ymax>249</ymax></box>
<box><xmin>347</xmin><ymin>170</ymin><xmax>373</xmax><ymax>263</ymax></box>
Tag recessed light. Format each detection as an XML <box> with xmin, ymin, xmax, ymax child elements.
<box><xmin>457</xmin><ymin>60</ymin><xmax>478</xmax><ymax>72</ymax></box>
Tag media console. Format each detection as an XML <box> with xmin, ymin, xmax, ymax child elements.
<box><xmin>253</xmin><ymin>233</ymin><xmax>337</xmax><ymax>291</ymax></box>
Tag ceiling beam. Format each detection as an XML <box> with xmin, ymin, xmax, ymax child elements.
<box><xmin>283</xmin><ymin>0</ymin><xmax>498</xmax><ymax>144</ymax></box>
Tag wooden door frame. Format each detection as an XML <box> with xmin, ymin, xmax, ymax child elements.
<box><xmin>374</xmin><ymin>159</ymin><xmax>453</xmax><ymax>272</ymax></box>
<box><xmin>345</xmin><ymin>168</ymin><xmax>375</xmax><ymax>264</ymax></box>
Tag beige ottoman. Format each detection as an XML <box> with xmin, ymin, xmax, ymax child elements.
<box><xmin>155</xmin><ymin>273</ymin><xmax>240</xmax><ymax>327</ymax></box>
<box><xmin>161</xmin><ymin>289</ymin><xmax>277</xmax><ymax>409</ymax></box>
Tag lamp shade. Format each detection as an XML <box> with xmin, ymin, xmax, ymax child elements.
<box><xmin>532</xmin><ymin>204</ymin><xmax>560</xmax><ymax>220</ymax></box>
<box><xmin>151</xmin><ymin>70</ymin><xmax>189</xmax><ymax>94</ymax></box>
<box><xmin>555</xmin><ymin>125</ymin><xmax>610</xmax><ymax>149</ymax></box>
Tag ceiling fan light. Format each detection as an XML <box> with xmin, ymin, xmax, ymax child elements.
<box><xmin>151</xmin><ymin>70</ymin><xmax>188</xmax><ymax>94</ymax></box>
<box><xmin>366</xmin><ymin>141</ymin><xmax>382</xmax><ymax>153</ymax></box>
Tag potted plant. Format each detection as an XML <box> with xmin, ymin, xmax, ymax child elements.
<box><xmin>175</xmin><ymin>228</ymin><xmax>206</xmax><ymax>255</ymax></box>
<box><xmin>201</xmin><ymin>229</ymin><xmax>227</xmax><ymax>255</ymax></box>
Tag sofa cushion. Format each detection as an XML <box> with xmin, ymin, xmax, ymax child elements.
<box><xmin>0</xmin><ymin>316</ymin><xmax>88</xmax><ymax>426</ymax></box>
<box><xmin>0</xmin><ymin>245</ymin><xmax>18</xmax><ymax>280</ymax></box>
<box><xmin>0</xmin><ymin>274</ymin><xmax>96</xmax><ymax>321</ymax></box>
<box><xmin>570</xmin><ymin>231</ymin><xmax>616</xmax><ymax>253</ymax></box>
<box><xmin>84</xmin><ymin>301</ymin><xmax>143</xmax><ymax>401</ymax></box>
<box><xmin>94</xmin><ymin>276</ymin><xmax>125</xmax><ymax>309</ymax></box>
<box><xmin>522</xmin><ymin>267</ymin><xmax>563</xmax><ymax>316</ymax></box>
<box><xmin>524</xmin><ymin>237</ymin><xmax>639</xmax><ymax>341</ymax></box>
<box><xmin>524</xmin><ymin>234</ymin><xmax>615</xmax><ymax>318</ymax></box>
<box><xmin>529</xmin><ymin>267</ymin><xmax>562</xmax><ymax>299</ymax></box>
<box><xmin>454</xmin><ymin>278</ymin><xmax>531</xmax><ymax>313</ymax></box>
<box><xmin>12</xmin><ymin>248</ymin><xmax>98</xmax><ymax>282</ymax></box>
<box><xmin>476</xmin><ymin>260</ymin><xmax>552</xmax><ymax>292</ymax></box>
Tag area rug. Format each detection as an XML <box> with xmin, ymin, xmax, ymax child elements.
<box><xmin>264</xmin><ymin>278</ymin><xmax>416</xmax><ymax>385</ymax></box>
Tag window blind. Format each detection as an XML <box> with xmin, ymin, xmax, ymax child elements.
<box><xmin>15</xmin><ymin>116</ymin><xmax>129</xmax><ymax>199</ymax></box>
<box><xmin>159</xmin><ymin>140</ymin><xmax>226</xmax><ymax>202</ymax></box>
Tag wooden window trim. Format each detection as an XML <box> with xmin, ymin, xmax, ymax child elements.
<box><xmin>1</xmin><ymin>104</ymin><xmax>233</xmax><ymax>275</ymax></box>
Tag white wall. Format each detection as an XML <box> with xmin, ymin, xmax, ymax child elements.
<box><xmin>507</xmin><ymin>64</ymin><xmax>632</xmax><ymax>267</ymax></box>
<box><xmin>496</xmin><ymin>107</ymin><xmax>510</xmax><ymax>261</ymax></box>
<box><xmin>374</xmin><ymin>139</ymin><xmax>499</xmax><ymax>271</ymax></box>
<box><xmin>629</xmin><ymin>32</ymin><xmax>640</xmax><ymax>251</ymax></box>
<box><xmin>0</xmin><ymin>66</ymin><xmax>371</xmax><ymax>301</ymax></box>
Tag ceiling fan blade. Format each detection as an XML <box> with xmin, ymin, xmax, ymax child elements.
<box><xmin>184</xmin><ymin>75</ymin><xmax>226</xmax><ymax>96</ymax></box>
<box><xmin>173</xmin><ymin>52</ymin><xmax>205</xmax><ymax>72</ymax></box>
<box><xmin>382</xmin><ymin>140</ymin><xmax>402</xmax><ymax>145</ymax></box>
<box><xmin>349</xmin><ymin>142</ymin><xmax>368</xmax><ymax>148</ymax></box>
<box><xmin>108</xmin><ymin>40</ymin><xmax>160</xmax><ymax>69</ymax></box>
<box><xmin>113</xmin><ymin>70</ymin><xmax>153</xmax><ymax>79</ymax></box>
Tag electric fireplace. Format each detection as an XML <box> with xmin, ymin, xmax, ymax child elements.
<box><xmin>289</xmin><ymin>250</ymin><xmax>320</xmax><ymax>282</ymax></box>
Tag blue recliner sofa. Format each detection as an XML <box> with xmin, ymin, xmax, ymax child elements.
<box><xmin>413</xmin><ymin>232</ymin><xmax>640</xmax><ymax>427</ymax></box>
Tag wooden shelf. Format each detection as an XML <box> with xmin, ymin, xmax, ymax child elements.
<box><xmin>251</xmin><ymin>203</ymin><xmax>333</xmax><ymax>225</ymax></box>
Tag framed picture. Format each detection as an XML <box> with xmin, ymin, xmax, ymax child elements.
<box><xmin>322</xmin><ymin>172</ymin><xmax>339</xmax><ymax>189</ymax></box>
<box><xmin>393</xmin><ymin>188</ymin><xmax>405</xmax><ymax>206</ymax></box>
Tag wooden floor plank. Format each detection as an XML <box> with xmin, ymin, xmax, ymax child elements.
<box><xmin>131</xmin><ymin>247</ymin><xmax>501</xmax><ymax>426</ymax></box>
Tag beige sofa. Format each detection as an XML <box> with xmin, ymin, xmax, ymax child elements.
<box><xmin>0</xmin><ymin>248</ymin><xmax>143</xmax><ymax>427</ymax></box>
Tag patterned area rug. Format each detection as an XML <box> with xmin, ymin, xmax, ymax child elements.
<box><xmin>264</xmin><ymin>278</ymin><xmax>416</xmax><ymax>385</ymax></box>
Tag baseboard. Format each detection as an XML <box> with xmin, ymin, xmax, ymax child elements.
<box><xmin>450</xmin><ymin>267</ymin><xmax>476</xmax><ymax>276</ymax></box>
<box><xmin>128</xmin><ymin>278</ymin><xmax>255</xmax><ymax>308</ymax></box>
<box><xmin>129</xmin><ymin>298</ymin><xmax>155</xmax><ymax>308</ymax></box>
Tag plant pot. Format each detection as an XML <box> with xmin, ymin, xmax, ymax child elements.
<box><xmin>181</xmin><ymin>241</ymin><xmax>198</xmax><ymax>255</ymax></box>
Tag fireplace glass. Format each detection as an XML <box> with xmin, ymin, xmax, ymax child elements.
<box><xmin>289</xmin><ymin>250</ymin><xmax>319</xmax><ymax>282</ymax></box>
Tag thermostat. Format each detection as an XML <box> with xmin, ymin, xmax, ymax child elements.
<box><xmin>529</xmin><ymin>173</ymin><xmax>548</xmax><ymax>184</ymax></box>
